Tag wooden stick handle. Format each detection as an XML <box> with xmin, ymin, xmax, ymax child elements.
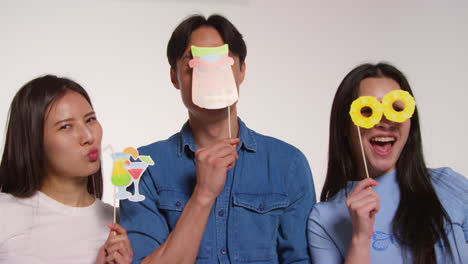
<box><xmin>228</xmin><ymin>106</ymin><xmax>232</xmax><ymax>138</ymax></box>
<box><xmin>356</xmin><ymin>125</ymin><xmax>370</xmax><ymax>179</ymax></box>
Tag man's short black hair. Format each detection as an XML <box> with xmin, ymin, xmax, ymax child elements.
<box><xmin>167</xmin><ymin>14</ymin><xmax>247</xmax><ymax>70</ymax></box>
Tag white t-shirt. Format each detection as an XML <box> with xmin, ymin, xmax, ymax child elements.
<box><xmin>0</xmin><ymin>191</ymin><xmax>113</xmax><ymax>264</ymax></box>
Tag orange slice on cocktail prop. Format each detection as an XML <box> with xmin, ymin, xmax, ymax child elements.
<box><xmin>123</xmin><ymin>147</ymin><xmax>139</xmax><ymax>160</ymax></box>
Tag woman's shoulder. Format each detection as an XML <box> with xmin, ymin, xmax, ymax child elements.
<box><xmin>0</xmin><ymin>193</ymin><xmax>37</xmax><ymax>238</ymax></box>
<box><xmin>308</xmin><ymin>191</ymin><xmax>352</xmax><ymax>250</ymax></box>
<box><xmin>93</xmin><ymin>199</ymin><xmax>114</xmax><ymax>217</ymax></box>
<box><xmin>0</xmin><ymin>192</ymin><xmax>36</xmax><ymax>209</ymax></box>
<box><xmin>0</xmin><ymin>192</ymin><xmax>14</xmax><ymax>202</ymax></box>
<box><xmin>80</xmin><ymin>199</ymin><xmax>114</xmax><ymax>226</ymax></box>
<box><xmin>309</xmin><ymin>191</ymin><xmax>348</xmax><ymax>224</ymax></box>
<box><xmin>429</xmin><ymin>167</ymin><xmax>467</xmax><ymax>209</ymax></box>
<box><xmin>0</xmin><ymin>192</ymin><xmax>15</xmax><ymax>212</ymax></box>
<box><xmin>429</xmin><ymin>167</ymin><xmax>467</xmax><ymax>195</ymax></box>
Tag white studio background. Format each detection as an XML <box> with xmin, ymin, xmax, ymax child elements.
<box><xmin>1</xmin><ymin>0</ymin><xmax>467</xmax><ymax>205</ymax></box>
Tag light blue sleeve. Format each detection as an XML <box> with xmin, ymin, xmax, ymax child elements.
<box><xmin>307</xmin><ymin>205</ymin><xmax>343</xmax><ymax>264</ymax></box>
<box><xmin>430</xmin><ymin>167</ymin><xmax>468</xmax><ymax>242</ymax></box>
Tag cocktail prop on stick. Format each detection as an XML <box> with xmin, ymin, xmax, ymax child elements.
<box><xmin>111</xmin><ymin>147</ymin><xmax>155</xmax><ymax>202</ymax></box>
<box><xmin>111</xmin><ymin>152</ymin><xmax>132</xmax><ymax>199</ymax></box>
<box><xmin>124</xmin><ymin>154</ymin><xmax>154</xmax><ymax>202</ymax></box>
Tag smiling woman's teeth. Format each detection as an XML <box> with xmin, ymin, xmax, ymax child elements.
<box><xmin>371</xmin><ymin>137</ymin><xmax>395</xmax><ymax>143</ymax></box>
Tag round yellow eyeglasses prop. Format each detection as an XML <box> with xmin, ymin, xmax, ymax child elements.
<box><xmin>349</xmin><ymin>90</ymin><xmax>416</xmax><ymax>128</ymax></box>
<box><xmin>382</xmin><ymin>90</ymin><xmax>416</xmax><ymax>123</ymax></box>
<box><xmin>349</xmin><ymin>96</ymin><xmax>383</xmax><ymax>129</ymax></box>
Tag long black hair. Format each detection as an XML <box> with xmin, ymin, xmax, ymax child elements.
<box><xmin>0</xmin><ymin>75</ymin><xmax>103</xmax><ymax>199</ymax></box>
<box><xmin>322</xmin><ymin>63</ymin><xmax>453</xmax><ymax>263</ymax></box>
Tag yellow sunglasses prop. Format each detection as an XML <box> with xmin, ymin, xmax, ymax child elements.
<box><xmin>349</xmin><ymin>90</ymin><xmax>416</xmax><ymax>129</ymax></box>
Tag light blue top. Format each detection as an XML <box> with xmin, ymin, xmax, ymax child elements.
<box><xmin>308</xmin><ymin>167</ymin><xmax>468</xmax><ymax>263</ymax></box>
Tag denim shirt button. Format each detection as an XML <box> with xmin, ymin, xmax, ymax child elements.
<box><xmin>221</xmin><ymin>248</ymin><xmax>227</xmax><ymax>255</ymax></box>
<box><xmin>258</xmin><ymin>203</ymin><xmax>264</xmax><ymax>210</ymax></box>
<box><xmin>175</xmin><ymin>201</ymin><xmax>181</xmax><ymax>207</ymax></box>
<box><xmin>218</xmin><ymin>210</ymin><xmax>224</xmax><ymax>217</ymax></box>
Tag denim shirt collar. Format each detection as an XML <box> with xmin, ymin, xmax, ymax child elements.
<box><xmin>178</xmin><ymin>117</ymin><xmax>257</xmax><ymax>156</ymax></box>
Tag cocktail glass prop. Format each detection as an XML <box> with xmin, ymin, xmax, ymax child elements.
<box><xmin>123</xmin><ymin>162</ymin><xmax>148</xmax><ymax>202</ymax></box>
<box><xmin>111</xmin><ymin>152</ymin><xmax>132</xmax><ymax>200</ymax></box>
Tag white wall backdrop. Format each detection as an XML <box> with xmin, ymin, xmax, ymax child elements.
<box><xmin>1</xmin><ymin>0</ymin><xmax>467</xmax><ymax>204</ymax></box>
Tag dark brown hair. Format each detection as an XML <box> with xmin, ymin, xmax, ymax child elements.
<box><xmin>322</xmin><ymin>63</ymin><xmax>456</xmax><ymax>263</ymax></box>
<box><xmin>0</xmin><ymin>75</ymin><xmax>103</xmax><ymax>198</ymax></box>
<box><xmin>167</xmin><ymin>14</ymin><xmax>247</xmax><ymax>70</ymax></box>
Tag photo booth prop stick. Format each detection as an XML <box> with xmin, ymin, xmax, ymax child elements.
<box><xmin>110</xmin><ymin>147</ymin><xmax>154</xmax><ymax>222</ymax></box>
<box><xmin>349</xmin><ymin>90</ymin><xmax>416</xmax><ymax>178</ymax></box>
<box><xmin>102</xmin><ymin>144</ymin><xmax>119</xmax><ymax>224</ymax></box>
<box><xmin>189</xmin><ymin>44</ymin><xmax>238</xmax><ymax>138</ymax></box>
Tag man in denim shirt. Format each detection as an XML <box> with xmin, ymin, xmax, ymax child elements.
<box><xmin>120</xmin><ymin>14</ymin><xmax>316</xmax><ymax>264</ymax></box>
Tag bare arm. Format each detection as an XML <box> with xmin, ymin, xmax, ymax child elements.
<box><xmin>141</xmin><ymin>188</ymin><xmax>213</xmax><ymax>264</ymax></box>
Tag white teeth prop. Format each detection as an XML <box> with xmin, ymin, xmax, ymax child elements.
<box><xmin>371</xmin><ymin>137</ymin><xmax>395</xmax><ymax>143</ymax></box>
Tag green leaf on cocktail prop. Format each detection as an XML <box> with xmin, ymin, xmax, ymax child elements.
<box><xmin>139</xmin><ymin>155</ymin><xmax>155</xmax><ymax>165</ymax></box>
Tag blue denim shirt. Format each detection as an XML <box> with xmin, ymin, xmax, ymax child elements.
<box><xmin>120</xmin><ymin>118</ymin><xmax>316</xmax><ymax>263</ymax></box>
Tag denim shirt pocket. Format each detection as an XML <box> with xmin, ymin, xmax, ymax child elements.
<box><xmin>231</xmin><ymin>193</ymin><xmax>289</xmax><ymax>263</ymax></box>
<box><xmin>156</xmin><ymin>187</ymin><xmax>212</xmax><ymax>260</ymax></box>
<box><xmin>233</xmin><ymin>193</ymin><xmax>289</xmax><ymax>214</ymax></box>
<box><xmin>156</xmin><ymin>188</ymin><xmax>189</xmax><ymax>230</ymax></box>
<box><xmin>156</xmin><ymin>188</ymin><xmax>189</xmax><ymax>211</ymax></box>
